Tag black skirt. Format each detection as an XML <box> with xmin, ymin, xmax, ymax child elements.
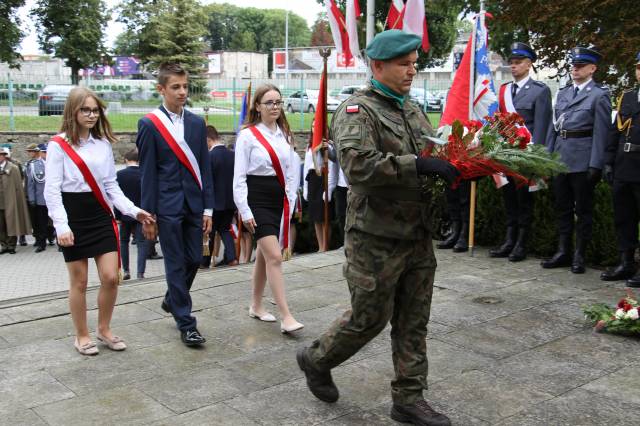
<box><xmin>247</xmin><ymin>175</ymin><xmax>285</xmax><ymax>241</ymax></box>
<box><xmin>61</xmin><ymin>192</ymin><xmax>117</xmax><ymax>262</ymax></box>
<box><xmin>306</xmin><ymin>170</ymin><xmax>335</xmax><ymax>223</ymax></box>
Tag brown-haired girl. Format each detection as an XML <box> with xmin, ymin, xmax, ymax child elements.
<box><xmin>44</xmin><ymin>87</ymin><xmax>154</xmax><ymax>355</ymax></box>
<box><xmin>233</xmin><ymin>84</ymin><xmax>303</xmax><ymax>333</ymax></box>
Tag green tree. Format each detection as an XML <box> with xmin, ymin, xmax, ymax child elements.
<box><xmin>310</xmin><ymin>14</ymin><xmax>334</xmax><ymax>46</ymax></box>
<box><xmin>319</xmin><ymin>0</ymin><xmax>462</xmax><ymax>69</ymax></box>
<box><xmin>461</xmin><ymin>0</ymin><xmax>639</xmax><ymax>90</ymax></box>
<box><xmin>0</xmin><ymin>0</ymin><xmax>25</xmax><ymax>68</ymax></box>
<box><xmin>31</xmin><ymin>0</ymin><xmax>109</xmax><ymax>84</ymax></box>
<box><xmin>114</xmin><ymin>0</ymin><xmax>169</xmax><ymax>59</ymax></box>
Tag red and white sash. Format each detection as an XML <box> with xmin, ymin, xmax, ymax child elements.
<box><xmin>495</xmin><ymin>83</ymin><xmax>542</xmax><ymax>192</ymax></box>
<box><xmin>248</xmin><ymin>126</ymin><xmax>291</xmax><ymax>254</ymax></box>
<box><xmin>50</xmin><ymin>135</ymin><xmax>122</xmax><ymax>274</ymax></box>
<box><xmin>145</xmin><ymin>109</ymin><xmax>202</xmax><ymax>190</ymax></box>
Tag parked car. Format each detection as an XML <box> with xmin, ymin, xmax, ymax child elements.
<box><xmin>285</xmin><ymin>90</ymin><xmax>341</xmax><ymax>113</ymax></box>
<box><xmin>336</xmin><ymin>85</ymin><xmax>366</xmax><ymax>102</ymax></box>
<box><xmin>38</xmin><ymin>85</ymin><xmax>76</xmax><ymax>116</ymax></box>
<box><xmin>408</xmin><ymin>88</ymin><xmax>443</xmax><ymax>112</ymax></box>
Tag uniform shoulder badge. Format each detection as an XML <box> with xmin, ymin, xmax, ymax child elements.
<box><xmin>346</xmin><ymin>105</ymin><xmax>360</xmax><ymax>114</ymax></box>
<box><xmin>532</xmin><ymin>80</ymin><xmax>545</xmax><ymax>87</ymax></box>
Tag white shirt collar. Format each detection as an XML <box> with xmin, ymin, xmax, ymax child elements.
<box><xmin>79</xmin><ymin>133</ymin><xmax>97</xmax><ymax>146</ymax></box>
<box><xmin>574</xmin><ymin>79</ymin><xmax>592</xmax><ymax>92</ymax></box>
<box><xmin>257</xmin><ymin>122</ymin><xmax>283</xmax><ymax>138</ymax></box>
<box><xmin>163</xmin><ymin>103</ymin><xmax>184</xmax><ymax>123</ymax></box>
<box><xmin>514</xmin><ymin>75</ymin><xmax>531</xmax><ymax>89</ymax></box>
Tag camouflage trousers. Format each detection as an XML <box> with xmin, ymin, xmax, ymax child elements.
<box><xmin>307</xmin><ymin>228</ymin><xmax>437</xmax><ymax>405</ymax></box>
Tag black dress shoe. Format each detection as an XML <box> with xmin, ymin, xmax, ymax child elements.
<box><xmin>160</xmin><ymin>300</ymin><xmax>171</xmax><ymax>313</ymax></box>
<box><xmin>122</xmin><ymin>272</ymin><xmax>131</xmax><ymax>281</ymax></box>
<box><xmin>48</xmin><ymin>240</ymin><xmax>55</xmax><ymax>246</ymax></box>
<box><xmin>601</xmin><ymin>264</ymin><xmax>636</xmax><ymax>281</ymax></box>
<box><xmin>541</xmin><ymin>252</ymin><xmax>571</xmax><ymax>269</ymax></box>
<box><xmin>181</xmin><ymin>328</ymin><xmax>206</xmax><ymax>346</ymax></box>
<box><xmin>391</xmin><ymin>400</ymin><xmax>451</xmax><ymax>426</ymax></box>
<box><xmin>19</xmin><ymin>237</ymin><xmax>27</xmax><ymax>246</ymax></box>
<box><xmin>296</xmin><ymin>347</ymin><xmax>339</xmax><ymax>403</ymax></box>
<box><xmin>35</xmin><ymin>246</ymin><xmax>46</xmax><ymax>253</ymax></box>
<box><xmin>148</xmin><ymin>253</ymin><xmax>163</xmax><ymax>260</ymax></box>
<box><xmin>7</xmin><ymin>249</ymin><xmax>16</xmax><ymax>254</ymax></box>
<box><xmin>627</xmin><ymin>274</ymin><xmax>640</xmax><ymax>288</ymax></box>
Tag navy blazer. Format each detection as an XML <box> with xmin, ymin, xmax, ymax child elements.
<box><xmin>548</xmin><ymin>80</ymin><xmax>612</xmax><ymax>173</ymax></box>
<box><xmin>136</xmin><ymin>105</ymin><xmax>214</xmax><ymax>216</ymax></box>
<box><xmin>115</xmin><ymin>165</ymin><xmax>141</xmax><ymax>222</ymax></box>
<box><xmin>209</xmin><ymin>145</ymin><xmax>235</xmax><ymax>211</ymax></box>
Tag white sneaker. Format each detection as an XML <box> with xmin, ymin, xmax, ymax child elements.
<box><xmin>249</xmin><ymin>307</ymin><xmax>276</xmax><ymax>322</ymax></box>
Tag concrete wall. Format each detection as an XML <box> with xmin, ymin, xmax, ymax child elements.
<box><xmin>0</xmin><ymin>132</ymin><xmax>310</xmax><ymax>164</ymax></box>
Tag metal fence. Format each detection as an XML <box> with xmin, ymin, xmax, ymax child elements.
<box><xmin>0</xmin><ymin>75</ymin><xmax>563</xmax><ymax>133</ymax></box>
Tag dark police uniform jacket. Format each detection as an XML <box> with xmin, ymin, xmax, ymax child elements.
<box><xmin>605</xmin><ymin>88</ymin><xmax>640</xmax><ymax>183</ymax></box>
<box><xmin>503</xmin><ymin>78</ymin><xmax>554</xmax><ymax>145</ymax></box>
<box><xmin>547</xmin><ymin>80</ymin><xmax>612</xmax><ymax>173</ymax></box>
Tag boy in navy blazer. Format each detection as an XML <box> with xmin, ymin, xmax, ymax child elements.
<box><xmin>137</xmin><ymin>63</ymin><xmax>214</xmax><ymax>346</ymax></box>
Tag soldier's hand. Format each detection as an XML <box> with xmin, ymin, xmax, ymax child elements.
<box><xmin>603</xmin><ymin>165</ymin><xmax>614</xmax><ymax>185</ymax></box>
<box><xmin>415</xmin><ymin>157</ymin><xmax>460</xmax><ymax>185</ymax></box>
<box><xmin>587</xmin><ymin>167</ymin><xmax>602</xmax><ymax>185</ymax></box>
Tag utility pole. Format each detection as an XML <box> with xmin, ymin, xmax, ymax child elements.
<box><xmin>285</xmin><ymin>9</ymin><xmax>289</xmax><ymax>89</ymax></box>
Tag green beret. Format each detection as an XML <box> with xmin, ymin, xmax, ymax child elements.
<box><xmin>365</xmin><ymin>30</ymin><xmax>422</xmax><ymax>60</ymax></box>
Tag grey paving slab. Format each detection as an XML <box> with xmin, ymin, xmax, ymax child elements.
<box><xmin>495</xmin><ymin>388</ymin><xmax>640</xmax><ymax>426</ymax></box>
<box><xmin>151</xmin><ymin>402</ymin><xmax>260</xmax><ymax>426</ymax></box>
<box><xmin>582</xmin><ymin>365</ymin><xmax>640</xmax><ymax>406</ymax></box>
<box><xmin>33</xmin><ymin>386</ymin><xmax>173</xmax><ymax>426</ymax></box>
<box><xmin>0</xmin><ymin>371</ymin><xmax>75</xmax><ymax>414</ymax></box>
<box><xmin>0</xmin><ymin>339</ymin><xmax>84</xmax><ymax>379</ymax></box>
<box><xmin>426</xmin><ymin>369</ymin><xmax>555</xmax><ymax>423</ymax></box>
<box><xmin>1</xmin><ymin>409</ymin><xmax>48</xmax><ymax>426</ymax></box>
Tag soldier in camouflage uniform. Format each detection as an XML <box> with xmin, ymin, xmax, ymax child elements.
<box><xmin>297</xmin><ymin>30</ymin><xmax>457</xmax><ymax>426</ymax></box>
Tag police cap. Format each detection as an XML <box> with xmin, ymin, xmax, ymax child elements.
<box><xmin>26</xmin><ymin>143</ymin><xmax>39</xmax><ymax>152</ymax></box>
<box><xmin>365</xmin><ymin>30</ymin><xmax>422</xmax><ymax>61</ymax></box>
<box><xmin>570</xmin><ymin>46</ymin><xmax>602</xmax><ymax>65</ymax></box>
<box><xmin>509</xmin><ymin>42</ymin><xmax>537</xmax><ymax>61</ymax></box>
<box><xmin>636</xmin><ymin>51</ymin><xmax>640</xmax><ymax>65</ymax></box>
<box><xmin>37</xmin><ymin>143</ymin><xmax>47</xmax><ymax>152</ymax></box>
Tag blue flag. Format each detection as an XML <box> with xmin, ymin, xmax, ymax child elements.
<box><xmin>472</xmin><ymin>13</ymin><xmax>499</xmax><ymax>121</ymax></box>
<box><xmin>237</xmin><ymin>91</ymin><xmax>248</xmax><ymax>133</ymax></box>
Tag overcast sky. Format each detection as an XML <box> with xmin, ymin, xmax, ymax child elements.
<box><xmin>18</xmin><ymin>0</ymin><xmax>325</xmax><ymax>55</ymax></box>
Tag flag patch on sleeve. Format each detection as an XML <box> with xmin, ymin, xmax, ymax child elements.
<box><xmin>346</xmin><ymin>105</ymin><xmax>359</xmax><ymax>114</ymax></box>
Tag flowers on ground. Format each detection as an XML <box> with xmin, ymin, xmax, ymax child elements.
<box><xmin>583</xmin><ymin>289</ymin><xmax>640</xmax><ymax>335</ymax></box>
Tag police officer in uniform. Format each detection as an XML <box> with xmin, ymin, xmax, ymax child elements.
<box><xmin>602</xmin><ymin>52</ymin><xmax>640</xmax><ymax>284</ymax></box>
<box><xmin>296</xmin><ymin>30</ymin><xmax>457</xmax><ymax>426</ymax></box>
<box><xmin>542</xmin><ymin>47</ymin><xmax>612</xmax><ymax>273</ymax></box>
<box><xmin>490</xmin><ymin>43</ymin><xmax>554</xmax><ymax>261</ymax></box>
<box><xmin>24</xmin><ymin>144</ymin><xmax>48</xmax><ymax>252</ymax></box>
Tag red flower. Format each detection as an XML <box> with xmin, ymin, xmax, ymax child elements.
<box><xmin>516</xmin><ymin>127</ymin><xmax>531</xmax><ymax>146</ymax></box>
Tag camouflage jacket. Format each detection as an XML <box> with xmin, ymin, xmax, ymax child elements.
<box><xmin>330</xmin><ymin>83</ymin><xmax>436</xmax><ymax>240</ymax></box>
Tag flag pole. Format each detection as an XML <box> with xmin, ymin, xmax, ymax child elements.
<box><xmin>319</xmin><ymin>47</ymin><xmax>331</xmax><ymax>251</ymax></box>
<box><xmin>468</xmin><ymin>9</ymin><xmax>479</xmax><ymax>257</ymax></box>
<box><xmin>236</xmin><ymin>83</ymin><xmax>251</xmax><ymax>262</ymax></box>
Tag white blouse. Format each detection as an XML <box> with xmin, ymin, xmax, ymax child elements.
<box><xmin>302</xmin><ymin>148</ymin><xmax>338</xmax><ymax>201</ymax></box>
<box><xmin>233</xmin><ymin>123</ymin><xmax>297</xmax><ymax>221</ymax></box>
<box><xmin>44</xmin><ymin>133</ymin><xmax>141</xmax><ymax>235</ymax></box>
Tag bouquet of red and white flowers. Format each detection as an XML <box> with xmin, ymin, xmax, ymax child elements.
<box><xmin>423</xmin><ymin>112</ymin><xmax>567</xmax><ymax>187</ymax></box>
<box><xmin>583</xmin><ymin>289</ymin><xmax>640</xmax><ymax>335</ymax></box>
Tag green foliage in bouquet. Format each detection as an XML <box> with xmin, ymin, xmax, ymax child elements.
<box><xmin>583</xmin><ymin>290</ymin><xmax>640</xmax><ymax>336</ymax></box>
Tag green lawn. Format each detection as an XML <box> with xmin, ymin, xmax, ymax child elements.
<box><xmin>0</xmin><ymin>112</ymin><xmax>442</xmax><ymax>133</ymax></box>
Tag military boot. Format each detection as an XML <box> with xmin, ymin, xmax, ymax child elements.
<box><xmin>489</xmin><ymin>226</ymin><xmax>517</xmax><ymax>258</ymax></box>
<box><xmin>601</xmin><ymin>249</ymin><xmax>636</xmax><ymax>281</ymax></box>
<box><xmin>391</xmin><ymin>399</ymin><xmax>452</xmax><ymax>426</ymax></box>
<box><xmin>571</xmin><ymin>238</ymin><xmax>588</xmax><ymax>274</ymax></box>
<box><xmin>541</xmin><ymin>235</ymin><xmax>572</xmax><ymax>269</ymax></box>
<box><xmin>508</xmin><ymin>228</ymin><xmax>529</xmax><ymax>262</ymax></box>
<box><xmin>626</xmin><ymin>273</ymin><xmax>640</xmax><ymax>288</ymax></box>
<box><xmin>296</xmin><ymin>347</ymin><xmax>339</xmax><ymax>403</ymax></box>
<box><xmin>436</xmin><ymin>221</ymin><xmax>460</xmax><ymax>249</ymax></box>
<box><xmin>452</xmin><ymin>222</ymin><xmax>469</xmax><ymax>252</ymax></box>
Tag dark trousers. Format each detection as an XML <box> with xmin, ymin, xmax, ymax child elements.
<box><xmin>612</xmin><ymin>180</ymin><xmax>640</xmax><ymax>251</ymax></box>
<box><xmin>553</xmin><ymin>172</ymin><xmax>595</xmax><ymax>240</ymax></box>
<box><xmin>334</xmin><ymin>186</ymin><xmax>348</xmax><ymax>244</ymax></box>
<box><xmin>502</xmin><ymin>178</ymin><xmax>534</xmax><ymax>228</ymax></box>
<box><xmin>119</xmin><ymin>220</ymin><xmax>148</xmax><ymax>276</ymax></box>
<box><xmin>445</xmin><ymin>180</ymin><xmax>471</xmax><ymax>223</ymax></box>
<box><xmin>0</xmin><ymin>209</ymin><xmax>17</xmax><ymax>250</ymax></box>
<box><xmin>202</xmin><ymin>209</ymin><xmax>236</xmax><ymax>267</ymax></box>
<box><xmin>158</xmin><ymin>209</ymin><xmax>202</xmax><ymax>331</ymax></box>
<box><xmin>29</xmin><ymin>204</ymin><xmax>49</xmax><ymax>248</ymax></box>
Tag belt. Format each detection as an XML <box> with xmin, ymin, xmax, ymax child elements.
<box><xmin>622</xmin><ymin>142</ymin><xmax>640</xmax><ymax>152</ymax></box>
<box><xmin>559</xmin><ymin>129</ymin><xmax>593</xmax><ymax>139</ymax></box>
<box><xmin>350</xmin><ymin>184</ymin><xmax>430</xmax><ymax>202</ymax></box>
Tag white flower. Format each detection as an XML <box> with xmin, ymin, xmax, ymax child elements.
<box><xmin>624</xmin><ymin>308</ymin><xmax>639</xmax><ymax>320</ymax></box>
<box><xmin>615</xmin><ymin>308</ymin><xmax>625</xmax><ymax>319</ymax></box>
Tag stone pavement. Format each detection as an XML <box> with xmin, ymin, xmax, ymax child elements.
<box><xmin>0</xmin><ymin>248</ymin><xmax>639</xmax><ymax>425</ymax></box>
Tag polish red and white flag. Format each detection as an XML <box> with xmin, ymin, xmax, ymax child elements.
<box><xmin>386</xmin><ymin>0</ymin><xmax>405</xmax><ymax>29</ymax></box>
<box><xmin>326</xmin><ymin>0</ymin><xmax>353</xmax><ymax>64</ymax></box>
<box><xmin>403</xmin><ymin>0</ymin><xmax>430</xmax><ymax>52</ymax></box>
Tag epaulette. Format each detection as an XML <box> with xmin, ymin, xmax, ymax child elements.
<box><xmin>531</xmin><ymin>80</ymin><xmax>546</xmax><ymax>87</ymax></box>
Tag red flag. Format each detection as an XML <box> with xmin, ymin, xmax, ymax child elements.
<box><xmin>312</xmin><ymin>68</ymin><xmax>327</xmax><ymax>153</ymax></box>
<box><xmin>403</xmin><ymin>0</ymin><xmax>430</xmax><ymax>52</ymax></box>
<box><xmin>438</xmin><ymin>31</ymin><xmax>473</xmax><ymax>127</ymax></box>
<box><xmin>386</xmin><ymin>0</ymin><xmax>405</xmax><ymax>29</ymax></box>
<box><xmin>326</xmin><ymin>0</ymin><xmax>352</xmax><ymax>65</ymax></box>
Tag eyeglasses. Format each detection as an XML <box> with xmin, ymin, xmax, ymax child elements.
<box><xmin>79</xmin><ymin>107</ymin><xmax>101</xmax><ymax>117</ymax></box>
<box><xmin>260</xmin><ymin>101</ymin><xmax>283</xmax><ymax>109</ymax></box>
